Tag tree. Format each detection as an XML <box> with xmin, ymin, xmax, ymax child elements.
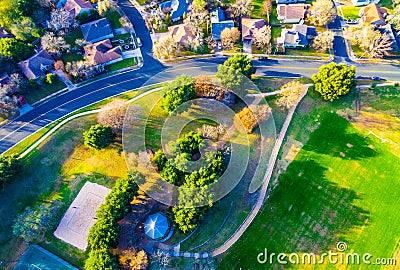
<box><xmin>184</xmin><ymin>6</ymin><xmax>210</xmax><ymax>38</ymax></box>
<box><xmin>276</xmin><ymin>81</ymin><xmax>304</xmax><ymax>109</ymax></box>
<box><xmin>0</xmin><ymin>38</ymin><xmax>33</xmax><ymax>61</ymax></box>
<box><xmin>152</xmin><ymin>149</ymin><xmax>168</xmax><ymax>171</ymax></box>
<box><xmin>170</xmin><ymin>131</ymin><xmax>204</xmax><ymax>155</ymax></box>
<box><xmin>235</xmin><ymin>105</ymin><xmax>271</xmax><ymax>133</ymax></box>
<box><xmin>45</xmin><ymin>73</ymin><xmax>57</xmax><ymax>84</ymax></box>
<box><xmin>119</xmin><ymin>249</ymin><xmax>148</xmax><ymax>270</ymax></box>
<box><xmin>48</xmin><ymin>8</ymin><xmax>73</xmax><ymax>30</ymax></box>
<box><xmin>171</xmin><ymin>207</ymin><xmax>203</xmax><ymax>233</ymax></box>
<box><xmin>97</xmin><ymin>99</ymin><xmax>127</xmax><ymax>132</ymax></box>
<box><xmin>344</xmin><ymin>25</ymin><xmax>393</xmax><ymax>58</ymax></box>
<box><xmin>153</xmin><ymin>37</ymin><xmax>178</xmax><ymax>59</ymax></box>
<box><xmin>231</xmin><ymin>0</ymin><xmax>253</xmax><ymax>27</ymax></box>
<box><xmin>12</xmin><ymin>202</ymin><xmax>60</xmax><ymax>242</ymax></box>
<box><xmin>223</xmin><ymin>53</ymin><xmax>256</xmax><ymax>78</ymax></box>
<box><xmin>308</xmin><ymin>0</ymin><xmax>337</xmax><ymax>26</ymax></box>
<box><xmin>85</xmin><ymin>249</ymin><xmax>118</xmax><ymax>270</ymax></box>
<box><xmin>312</xmin><ymin>30</ymin><xmax>335</xmax><ymax>52</ymax></box>
<box><xmin>0</xmin><ymin>154</ymin><xmax>21</xmax><ymax>188</ymax></box>
<box><xmin>252</xmin><ymin>25</ymin><xmax>272</xmax><ymax>53</ymax></box>
<box><xmin>160</xmin><ymin>74</ymin><xmax>196</xmax><ymax>113</ymax></box>
<box><xmin>262</xmin><ymin>0</ymin><xmax>273</xmax><ymax>22</ymax></box>
<box><xmin>84</xmin><ymin>124</ymin><xmax>115</xmax><ymax>149</ymax></box>
<box><xmin>387</xmin><ymin>6</ymin><xmax>400</xmax><ymax>31</ymax></box>
<box><xmin>10</xmin><ymin>16</ymin><xmax>40</xmax><ymax>41</ymax></box>
<box><xmin>312</xmin><ymin>62</ymin><xmax>356</xmax><ymax>101</ymax></box>
<box><xmin>41</xmin><ymin>32</ymin><xmax>69</xmax><ymax>54</ymax></box>
<box><xmin>98</xmin><ymin>0</ymin><xmax>114</xmax><ymax>16</ymax></box>
<box><xmin>220</xmin><ymin>27</ymin><xmax>240</xmax><ymax>50</ymax></box>
<box><xmin>65</xmin><ymin>60</ymin><xmax>94</xmax><ymax>79</ymax></box>
<box><xmin>216</xmin><ymin>64</ymin><xmax>242</xmax><ymax>91</ymax></box>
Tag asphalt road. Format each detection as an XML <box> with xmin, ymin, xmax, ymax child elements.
<box><xmin>0</xmin><ymin>1</ymin><xmax>400</xmax><ymax>154</ymax></box>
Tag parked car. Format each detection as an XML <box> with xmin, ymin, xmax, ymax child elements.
<box><xmin>258</xmin><ymin>56</ymin><xmax>268</xmax><ymax>61</ymax></box>
<box><xmin>371</xmin><ymin>76</ymin><xmax>386</xmax><ymax>81</ymax></box>
<box><xmin>346</xmin><ymin>19</ymin><xmax>358</xmax><ymax>24</ymax></box>
<box><xmin>137</xmin><ymin>38</ymin><xmax>142</xmax><ymax>47</ymax></box>
<box><xmin>217</xmin><ymin>42</ymin><xmax>222</xmax><ymax>50</ymax></box>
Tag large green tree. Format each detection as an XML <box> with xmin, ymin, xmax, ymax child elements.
<box><xmin>312</xmin><ymin>63</ymin><xmax>356</xmax><ymax>101</ymax></box>
<box><xmin>223</xmin><ymin>54</ymin><xmax>256</xmax><ymax>78</ymax></box>
<box><xmin>83</xmin><ymin>124</ymin><xmax>115</xmax><ymax>150</ymax></box>
<box><xmin>0</xmin><ymin>38</ymin><xmax>33</xmax><ymax>61</ymax></box>
<box><xmin>160</xmin><ymin>74</ymin><xmax>197</xmax><ymax>113</ymax></box>
<box><xmin>216</xmin><ymin>64</ymin><xmax>243</xmax><ymax>91</ymax></box>
<box><xmin>0</xmin><ymin>154</ymin><xmax>21</xmax><ymax>188</ymax></box>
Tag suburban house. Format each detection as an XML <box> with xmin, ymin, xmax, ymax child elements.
<box><xmin>276</xmin><ymin>0</ymin><xmax>305</xmax><ymax>4</ymax></box>
<box><xmin>352</xmin><ymin>0</ymin><xmax>380</xmax><ymax>6</ymax></box>
<box><xmin>277</xmin><ymin>4</ymin><xmax>309</xmax><ymax>24</ymax></box>
<box><xmin>169</xmin><ymin>24</ymin><xmax>196</xmax><ymax>47</ymax></box>
<box><xmin>18</xmin><ymin>50</ymin><xmax>55</xmax><ymax>80</ymax></box>
<box><xmin>291</xmin><ymin>24</ymin><xmax>317</xmax><ymax>40</ymax></box>
<box><xmin>84</xmin><ymin>39</ymin><xmax>123</xmax><ymax>67</ymax></box>
<box><xmin>0</xmin><ymin>73</ymin><xmax>10</xmax><ymax>85</ymax></box>
<box><xmin>241</xmin><ymin>18</ymin><xmax>266</xmax><ymax>42</ymax></box>
<box><xmin>63</xmin><ymin>0</ymin><xmax>93</xmax><ymax>18</ymax></box>
<box><xmin>80</xmin><ymin>18</ymin><xmax>114</xmax><ymax>43</ymax></box>
<box><xmin>358</xmin><ymin>3</ymin><xmax>387</xmax><ymax>26</ymax></box>
<box><xmin>159</xmin><ymin>0</ymin><xmax>190</xmax><ymax>22</ymax></box>
<box><xmin>378</xmin><ymin>24</ymin><xmax>400</xmax><ymax>52</ymax></box>
<box><xmin>0</xmin><ymin>27</ymin><xmax>14</xmax><ymax>39</ymax></box>
<box><xmin>210</xmin><ymin>8</ymin><xmax>235</xmax><ymax>41</ymax></box>
<box><xmin>276</xmin><ymin>27</ymin><xmax>309</xmax><ymax>48</ymax></box>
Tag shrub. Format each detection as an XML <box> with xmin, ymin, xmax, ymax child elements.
<box><xmin>45</xmin><ymin>73</ymin><xmax>57</xmax><ymax>84</ymax></box>
<box><xmin>84</xmin><ymin>124</ymin><xmax>115</xmax><ymax>150</ymax></box>
<box><xmin>160</xmin><ymin>74</ymin><xmax>196</xmax><ymax>113</ymax></box>
<box><xmin>0</xmin><ymin>154</ymin><xmax>22</xmax><ymax>189</ymax></box>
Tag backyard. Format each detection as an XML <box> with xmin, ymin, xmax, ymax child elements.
<box><xmin>340</xmin><ymin>5</ymin><xmax>361</xmax><ymax>20</ymax></box>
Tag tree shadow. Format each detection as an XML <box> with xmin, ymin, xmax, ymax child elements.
<box><xmin>302</xmin><ymin>113</ymin><xmax>377</xmax><ymax>160</ymax></box>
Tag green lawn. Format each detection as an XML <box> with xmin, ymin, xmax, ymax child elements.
<box><xmin>105</xmin><ymin>10</ymin><xmax>122</xmax><ymax>28</ymax></box>
<box><xmin>61</xmin><ymin>53</ymin><xmax>83</xmax><ymax>63</ymax></box>
<box><xmin>340</xmin><ymin>6</ymin><xmax>361</xmax><ymax>20</ymax></box>
<box><xmin>24</xmin><ymin>80</ymin><xmax>67</xmax><ymax>104</ymax></box>
<box><xmin>65</xmin><ymin>28</ymin><xmax>83</xmax><ymax>47</ymax></box>
<box><xmin>285</xmin><ymin>47</ymin><xmax>330</xmax><ymax>57</ymax></box>
<box><xmin>219</xmin><ymin>89</ymin><xmax>400</xmax><ymax>269</ymax></box>
<box><xmin>107</xmin><ymin>57</ymin><xmax>139</xmax><ymax>72</ymax></box>
<box><xmin>251</xmin><ymin>0</ymin><xmax>265</xmax><ymax>18</ymax></box>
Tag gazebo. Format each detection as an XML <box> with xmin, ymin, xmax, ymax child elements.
<box><xmin>144</xmin><ymin>213</ymin><xmax>171</xmax><ymax>241</ymax></box>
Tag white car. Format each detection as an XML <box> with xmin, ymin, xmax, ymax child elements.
<box><xmin>217</xmin><ymin>42</ymin><xmax>222</xmax><ymax>50</ymax></box>
<box><xmin>137</xmin><ymin>38</ymin><xmax>143</xmax><ymax>47</ymax></box>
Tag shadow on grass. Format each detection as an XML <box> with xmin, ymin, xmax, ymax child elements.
<box><xmin>303</xmin><ymin>113</ymin><xmax>377</xmax><ymax>160</ymax></box>
<box><xmin>218</xmin><ymin>158</ymin><xmax>370</xmax><ymax>269</ymax></box>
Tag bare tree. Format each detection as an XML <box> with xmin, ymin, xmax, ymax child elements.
<box><xmin>312</xmin><ymin>30</ymin><xmax>335</xmax><ymax>52</ymax></box>
<box><xmin>75</xmin><ymin>38</ymin><xmax>87</xmax><ymax>48</ymax></box>
<box><xmin>98</xmin><ymin>0</ymin><xmax>114</xmax><ymax>16</ymax></box>
<box><xmin>221</xmin><ymin>27</ymin><xmax>240</xmax><ymax>50</ymax></box>
<box><xmin>97</xmin><ymin>98</ymin><xmax>127</xmax><ymax>132</ymax></box>
<box><xmin>308</xmin><ymin>0</ymin><xmax>337</xmax><ymax>26</ymax></box>
<box><xmin>387</xmin><ymin>6</ymin><xmax>400</xmax><ymax>31</ymax></box>
<box><xmin>252</xmin><ymin>25</ymin><xmax>272</xmax><ymax>53</ymax></box>
<box><xmin>153</xmin><ymin>37</ymin><xmax>178</xmax><ymax>59</ymax></box>
<box><xmin>184</xmin><ymin>6</ymin><xmax>210</xmax><ymax>37</ymax></box>
<box><xmin>65</xmin><ymin>61</ymin><xmax>94</xmax><ymax>79</ymax></box>
<box><xmin>276</xmin><ymin>81</ymin><xmax>304</xmax><ymax>109</ymax></box>
<box><xmin>48</xmin><ymin>8</ymin><xmax>73</xmax><ymax>30</ymax></box>
<box><xmin>205</xmin><ymin>36</ymin><xmax>217</xmax><ymax>51</ymax></box>
<box><xmin>344</xmin><ymin>25</ymin><xmax>393</xmax><ymax>58</ymax></box>
<box><xmin>41</xmin><ymin>32</ymin><xmax>69</xmax><ymax>54</ymax></box>
<box><xmin>231</xmin><ymin>0</ymin><xmax>253</xmax><ymax>28</ymax></box>
<box><xmin>262</xmin><ymin>0</ymin><xmax>273</xmax><ymax>23</ymax></box>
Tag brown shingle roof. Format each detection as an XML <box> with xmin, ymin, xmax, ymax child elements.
<box><xmin>64</xmin><ymin>0</ymin><xmax>93</xmax><ymax>17</ymax></box>
<box><xmin>277</xmin><ymin>4</ymin><xmax>308</xmax><ymax>20</ymax></box>
<box><xmin>359</xmin><ymin>3</ymin><xmax>386</xmax><ymax>25</ymax></box>
<box><xmin>169</xmin><ymin>24</ymin><xmax>196</xmax><ymax>46</ymax></box>
<box><xmin>241</xmin><ymin>18</ymin><xmax>266</xmax><ymax>39</ymax></box>
<box><xmin>84</xmin><ymin>39</ymin><xmax>123</xmax><ymax>66</ymax></box>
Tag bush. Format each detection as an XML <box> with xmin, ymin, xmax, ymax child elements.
<box><xmin>84</xmin><ymin>124</ymin><xmax>115</xmax><ymax>150</ymax></box>
<box><xmin>235</xmin><ymin>105</ymin><xmax>271</xmax><ymax>133</ymax></box>
<box><xmin>0</xmin><ymin>154</ymin><xmax>22</xmax><ymax>189</ymax></box>
<box><xmin>160</xmin><ymin>74</ymin><xmax>197</xmax><ymax>113</ymax></box>
<box><xmin>45</xmin><ymin>73</ymin><xmax>57</xmax><ymax>84</ymax></box>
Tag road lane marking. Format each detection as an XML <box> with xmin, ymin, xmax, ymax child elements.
<box><xmin>0</xmin><ymin>76</ymin><xmax>143</xmax><ymax>143</ymax></box>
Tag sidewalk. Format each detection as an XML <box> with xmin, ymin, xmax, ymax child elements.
<box><xmin>53</xmin><ymin>70</ymin><xmax>75</xmax><ymax>90</ymax></box>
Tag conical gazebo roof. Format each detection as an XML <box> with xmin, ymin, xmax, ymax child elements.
<box><xmin>144</xmin><ymin>213</ymin><xmax>170</xmax><ymax>240</ymax></box>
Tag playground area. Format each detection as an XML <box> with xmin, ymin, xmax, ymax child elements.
<box><xmin>13</xmin><ymin>245</ymin><xmax>78</xmax><ymax>270</ymax></box>
<box><xmin>53</xmin><ymin>181</ymin><xmax>111</xmax><ymax>250</ymax></box>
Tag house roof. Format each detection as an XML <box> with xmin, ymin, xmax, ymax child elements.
<box><xmin>211</xmin><ymin>7</ymin><xmax>225</xmax><ymax>23</ymax></box>
<box><xmin>64</xmin><ymin>0</ymin><xmax>93</xmax><ymax>17</ymax></box>
<box><xmin>277</xmin><ymin>28</ymin><xmax>308</xmax><ymax>46</ymax></box>
<box><xmin>378</xmin><ymin>24</ymin><xmax>399</xmax><ymax>51</ymax></box>
<box><xmin>18</xmin><ymin>50</ymin><xmax>55</xmax><ymax>80</ymax></box>
<box><xmin>160</xmin><ymin>0</ymin><xmax>190</xmax><ymax>20</ymax></box>
<box><xmin>277</xmin><ymin>4</ymin><xmax>308</xmax><ymax>20</ymax></box>
<box><xmin>169</xmin><ymin>23</ymin><xmax>196</xmax><ymax>46</ymax></box>
<box><xmin>144</xmin><ymin>213</ymin><xmax>170</xmax><ymax>240</ymax></box>
<box><xmin>80</xmin><ymin>18</ymin><xmax>113</xmax><ymax>43</ymax></box>
<box><xmin>211</xmin><ymin>20</ymin><xmax>235</xmax><ymax>40</ymax></box>
<box><xmin>291</xmin><ymin>24</ymin><xmax>317</xmax><ymax>37</ymax></box>
<box><xmin>359</xmin><ymin>3</ymin><xmax>386</xmax><ymax>25</ymax></box>
<box><xmin>0</xmin><ymin>27</ymin><xmax>14</xmax><ymax>39</ymax></box>
<box><xmin>0</xmin><ymin>72</ymin><xmax>10</xmax><ymax>85</ymax></box>
<box><xmin>242</xmin><ymin>18</ymin><xmax>266</xmax><ymax>39</ymax></box>
<box><xmin>84</xmin><ymin>39</ymin><xmax>122</xmax><ymax>65</ymax></box>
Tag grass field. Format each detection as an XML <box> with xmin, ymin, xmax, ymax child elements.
<box><xmin>24</xmin><ymin>80</ymin><xmax>67</xmax><ymax>104</ymax></box>
<box><xmin>340</xmin><ymin>6</ymin><xmax>361</xmax><ymax>20</ymax></box>
<box><xmin>107</xmin><ymin>57</ymin><xmax>139</xmax><ymax>72</ymax></box>
<box><xmin>218</xmin><ymin>87</ymin><xmax>400</xmax><ymax>269</ymax></box>
<box><xmin>105</xmin><ymin>10</ymin><xmax>122</xmax><ymax>28</ymax></box>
